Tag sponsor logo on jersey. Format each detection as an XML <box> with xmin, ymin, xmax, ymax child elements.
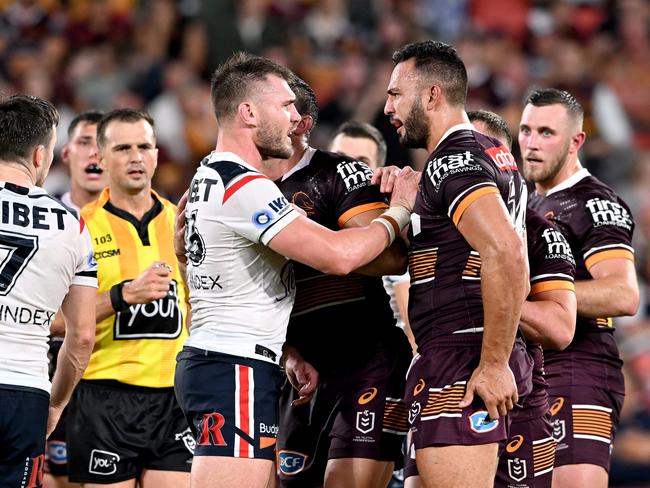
<box><xmin>268</xmin><ymin>196</ymin><xmax>290</xmax><ymax>215</ymax></box>
<box><xmin>358</xmin><ymin>387</ymin><xmax>378</xmax><ymax>405</ymax></box>
<box><xmin>469</xmin><ymin>411</ymin><xmax>499</xmax><ymax>433</ymax></box>
<box><xmin>541</xmin><ymin>227</ymin><xmax>575</xmax><ymax>263</ymax></box>
<box><xmin>252</xmin><ymin>210</ymin><xmax>274</xmax><ymax>228</ymax></box>
<box><xmin>356</xmin><ymin>410</ymin><xmax>376</xmax><ymax>434</ymax></box>
<box><xmin>114</xmin><ymin>279</ymin><xmax>182</xmax><ymax>339</ymax></box>
<box><xmin>585</xmin><ymin>198</ymin><xmax>632</xmax><ymax>230</ymax></box>
<box><xmin>484</xmin><ymin>146</ymin><xmax>518</xmax><ymax>171</ymax></box>
<box><xmin>278</xmin><ymin>450</ymin><xmax>307</xmax><ymax>476</ymax></box>
<box><xmin>175</xmin><ymin>427</ymin><xmax>196</xmax><ymax>454</ymax></box>
<box><xmin>336</xmin><ymin>160</ymin><xmax>373</xmax><ymax>192</ymax></box>
<box><xmin>507</xmin><ymin>457</ymin><xmax>527</xmax><ymax>482</ymax></box>
<box><xmin>188</xmin><ymin>273</ymin><xmax>222</xmax><ymax>291</ymax></box>
<box><xmin>47</xmin><ymin>440</ymin><xmax>67</xmax><ymax>465</ymax></box>
<box><xmin>88</xmin><ymin>449</ymin><xmax>120</xmax><ymax>475</ymax></box>
<box><xmin>549</xmin><ymin>397</ymin><xmax>564</xmax><ymax>416</ymax></box>
<box><xmin>259</xmin><ymin>422</ymin><xmax>279</xmax><ymax>436</ymax></box>
<box><xmin>425</xmin><ymin>151</ymin><xmax>482</xmax><ymax>190</ymax></box>
<box><xmin>413</xmin><ymin>379</ymin><xmax>426</xmax><ymax>396</ymax></box>
<box><xmin>186</xmin><ymin>210</ymin><xmax>206</xmax><ymax>265</ymax></box>
<box><xmin>506</xmin><ymin>435</ymin><xmax>524</xmax><ymax>453</ymax></box>
<box><xmin>93</xmin><ymin>249</ymin><xmax>120</xmax><ymax>260</ymax></box>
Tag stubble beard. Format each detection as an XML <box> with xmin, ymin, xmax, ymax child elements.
<box><xmin>523</xmin><ymin>142</ymin><xmax>570</xmax><ymax>186</ymax></box>
<box><xmin>399</xmin><ymin>99</ymin><xmax>430</xmax><ymax>150</ymax></box>
<box><xmin>256</xmin><ymin>119</ymin><xmax>293</xmax><ymax>160</ymax></box>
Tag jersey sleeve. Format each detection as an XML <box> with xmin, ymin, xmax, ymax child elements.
<box><xmin>221</xmin><ymin>175</ymin><xmax>300</xmax><ymax>245</ymax></box>
<box><xmin>577</xmin><ymin>193</ymin><xmax>635</xmax><ymax>270</ymax></box>
<box><xmin>423</xmin><ymin>150</ymin><xmax>499</xmax><ymax>226</ymax></box>
<box><xmin>72</xmin><ymin>220</ymin><xmax>98</xmax><ymax>288</ymax></box>
<box><xmin>330</xmin><ymin>159</ymin><xmax>388</xmax><ymax>227</ymax></box>
<box><xmin>527</xmin><ymin>211</ymin><xmax>575</xmax><ymax>296</ymax></box>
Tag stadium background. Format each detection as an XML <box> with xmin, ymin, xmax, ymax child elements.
<box><xmin>2</xmin><ymin>0</ymin><xmax>649</xmax><ymax>485</ymax></box>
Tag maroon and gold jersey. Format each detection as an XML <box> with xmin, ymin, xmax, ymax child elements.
<box><xmin>524</xmin><ymin>208</ymin><xmax>576</xmax><ymax>412</ymax></box>
<box><xmin>408</xmin><ymin>124</ymin><xmax>527</xmax><ymax>347</ymax></box>
<box><xmin>276</xmin><ymin>148</ymin><xmax>400</xmax><ymax>374</ymax></box>
<box><xmin>528</xmin><ymin>168</ymin><xmax>635</xmax><ymax>392</ymax></box>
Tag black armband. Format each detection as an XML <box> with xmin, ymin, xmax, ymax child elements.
<box><xmin>110</xmin><ymin>283</ymin><xmax>131</xmax><ymax>313</ymax></box>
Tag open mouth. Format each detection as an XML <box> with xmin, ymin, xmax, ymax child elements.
<box><xmin>390</xmin><ymin>118</ymin><xmax>403</xmax><ymax>129</ymax></box>
<box><xmin>85</xmin><ymin>163</ymin><xmax>103</xmax><ymax>175</ymax></box>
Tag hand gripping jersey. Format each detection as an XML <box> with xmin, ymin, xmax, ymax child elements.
<box><xmin>277</xmin><ymin>147</ymin><xmax>398</xmax><ymax>374</ymax></box>
<box><xmin>184</xmin><ymin>152</ymin><xmax>300</xmax><ymax>364</ymax></box>
<box><xmin>0</xmin><ymin>183</ymin><xmax>97</xmax><ymax>393</ymax></box>
<box><xmin>408</xmin><ymin>123</ymin><xmax>527</xmax><ymax>346</ymax></box>
<box><xmin>528</xmin><ymin>168</ymin><xmax>635</xmax><ymax>392</ymax></box>
<box><xmin>524</xmin><ymin>208</ymin><xmax>576</xmax><ymax>414</ymax></box>
<box><xmin>81</xmin><ymin>188</ymin><xmax>188</xmax><ymax>388</ymax></box>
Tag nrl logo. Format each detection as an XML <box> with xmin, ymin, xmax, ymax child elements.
<box><xmin>552</xmin><ymin>419</ymin><xmax>566</xmax><ymax>443</ymax></box>
<box><xmin>175</xmin><ymin>427</ymin><xmax>196</xmax><ymax>454</ymax></box>
<box><xmin>356</xmin><ymin>410</ymin><xmax>375</xmax><ymax>434</ymax></box>
<box><xmin>409</xmin><ymin>401</ymin><xmax>421</xmax><ymax>424</ymax></box>
<box><xmin>508</xmin><ymin>457</ymin><xmax>527</xmax><ymax>482</ymax></box>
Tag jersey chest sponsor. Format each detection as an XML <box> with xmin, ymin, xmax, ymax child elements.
<box><xmin>585</xmin><ymin>198</ymin><xmax>632</xmax><ymax>230</ymax></box>
<box><xmin>336</xmin><ymin>161</ymin><xmax>373</xmax><ymax>192</ymax></box>
<box><xmin>425</xmin><ymin>151</ymin><xmax>482</xmax><ymax>190</ymax></box>
<box><xmin>541</xmin><ymin>227</ymin><xmax>575</xmax><ymax>264</ymax></box>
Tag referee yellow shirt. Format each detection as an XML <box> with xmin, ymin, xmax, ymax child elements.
<box><xmin>81</xmin><ymin>188</ymin><xmax>188</xmax><ymax>388</ymax></box>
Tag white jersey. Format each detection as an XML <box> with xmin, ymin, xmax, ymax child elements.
<box><xmin>382</xmin><ymin>271</ymin><xmax>410</xmax><ymax>329</ymax></box>
<box><xmin>0</xmin><ymin>182</ymin><xmax>97</xmax><ymax>393</ymax></box>
<box><xmin>184</xmin><ymin>152</ymin><xmax>300</xmax><ymax>364</ymax></box>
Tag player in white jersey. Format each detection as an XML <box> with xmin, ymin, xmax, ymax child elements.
<box><xmin>47</xmin><ymin>110</ymin><xmax>106</xmax><ymax>488</ymax></box>
<box><xmin>0</xmin><ymin>95</ymin><xmax>97</xmax><ymax>488</ymax></box>
<box><xmin>173</xmin><ymin>53</ymin><xmax>420</xmax><ymax>488</ymax></box>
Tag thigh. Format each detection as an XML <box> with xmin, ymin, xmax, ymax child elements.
<box><xmin>552</xmin><ymin>463</ymin><xmax>608</xmax><ymax>488</ymax></box>
<box><xmin>0</xmin><ymin>387</ymin><xmax>48</xmax><ymax>488</ymax></box>
<box><xmin>141</xmin><ymin>468</ymin><xmax>190</xmax><ymax>488</ymax></box>
<box><xmin>416</xmin><ymin>444</ymin><xmax>499</xmax><ymax>488</ymax></box>
<box><xmin>190</xmin><ymin>456</ymin><xmax>273</xmax><ymax>488</ymax></box>
<box><xmin>175</xmin><ymin>349</ymin><xmax>283</xmax><ymax>461</ymax></box>
<box><xmin>324</xmin><ymin>458</ymin><xmax>394</xmax><ymax>488</ymax></box>
<box><xmin>66</xmin><ymin>382</ymin><xmax>141</xmax><ymax>484</ymax></box>
<box><xmin>495</xmin><ymin>413</ymin><xmax>555</xmax><ymax>488</ymax></box>
<box><xmin>548</xmin><ymin>385</ymin><xmax>623</xmax><ymax>472</ymax></box>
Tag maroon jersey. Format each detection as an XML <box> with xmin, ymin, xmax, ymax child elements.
<box><xmin>276</xmin><ymin>148</ymin><xmax>401</xmax><ymax>375</ymax></box>
<box><xmin>408</xmin><ymin>124</ymin><xmax>527</xmax><ymax>347</ymax></box>
<box><xmin>524</xmin><ymin>208</ymin><xmax>576</xmax><ymax>413</ymax></box>
<box><xmin>528</xmin><ymin>169</ymin><xmax>635</xmax><ymax>393</ymax></box>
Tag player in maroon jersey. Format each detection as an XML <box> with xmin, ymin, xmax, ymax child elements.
<box><xmin>520</xmin><ymin>88</ymin><xmax>639</xmax><ymax>488</ymax></box>
<box><xmin>377</xmin><ymin>40</ymin><xmax>532</xmax><ymax>488</ymax></box>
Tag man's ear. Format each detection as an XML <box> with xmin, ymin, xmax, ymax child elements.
<box><xmin>238</xmin><ymin>101</ymin><xmax>257</xmax><ymax>127</ymax></box>
<box><xmin>569</xmin><ymin>131</ymin><xmax>586</xmax><ymax>154</ymax></box>
<box><xmin>32</xmin><ymin>144</ymin><xmax>45</xmax><ymax>171</ymax></box>
<box><xmin>426</xmin><ymin>84</ymin><xmax>442</xmax><ymax>110</ymax></box>
<box><xmin>61</xmin><ymin>143</ymin><xmax>70</xmax><ymax>166</ymax></box>
<box><xmin>294</xmin><ymin>115</ymin><xmax>314</xmax><ymax>136</ymax></box>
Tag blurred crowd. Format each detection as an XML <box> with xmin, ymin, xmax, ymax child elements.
<box><xmin>2</xmin><ymin>0</ymin><xmax>650</xmax><ymax>484</ymax></box>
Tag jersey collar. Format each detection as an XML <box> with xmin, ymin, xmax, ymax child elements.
<box><xmin>281</xmin><ymin>146</ymin><xmax>317</xmax><ymax>181</ymax></box>
<box><xmin>544</xmin><ymin>166</ymin><xmax>591</xmax><ymax>197</ymax></box>
<box><xmin>435</xmin><ymin>122</ymin><xmax>476</xmax><ymax>151</ymax></box>
<box><xmin>206</xmin><ymin>151</ymin><xmax>259</xmax><ymax>173</ymax></box>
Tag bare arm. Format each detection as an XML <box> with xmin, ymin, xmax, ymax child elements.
<box><xmin>344</xmin><ymin>209</ymin><xmax>408</xmax><ymax>276</ymax></box>
<box><xmin>48</xmin><ymin>285</ymin><xmax>96</xmax><ymax>436</ymax></box>
<box><xmin>519</xmin><ymin>289</ymin><xmax>577</xmax><ymax>350</ymax></box>
<box><xmin>50</xmin><ymin>311</ymin><xmax>66</xmax><ymax>337</ymax></box>
<box><xmin>576</xmin><ymin>258</ymin><xmax>639</xmax><ymax>317</ymax></box>
<box><xmin>457</xmin><ymin>193</ymin><xmax>529</xmax><ymax>419</ymax></box>
<box><xmin>269</xmin><ymin>168</ymin><xmax>420</xmax><ymax>275</ymax></box>
<box><xmin>394</xmin><ymin>280</ymin><xmax>417</xmax><ymax>354</ymax></box>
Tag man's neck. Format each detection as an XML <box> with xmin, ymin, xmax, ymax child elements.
<box><xmin>535</xmin><ymin>157</ymin><xmax>583</xmax><ymax>195</ymax></box>
<box><xmin>426</xmin><ymin>109</ymin><xmax>471</xmax><ymax>153</ymax></box>
<box><xmin>0</xmin><ymin>162</ymin><xmax>36</xmax><ymax>188</ymax></box>
<box><xmin>108</xmin><ymin>186</ymin><xmax>154</xmax><ymax>220</ymax></box>
<box><xmin>262</xmin><ymin>139</ymin><xmax>308</xmax><ymax>180</ymax></box>
<box><xmin>215</xmin><ymin>128</ymin><xmax>264</xmax><ymax>169</ymax></box>
<box><xmin>69</xmin><ymin>183</ymin><xmax>102</xmax><ymax>210</ymax></box>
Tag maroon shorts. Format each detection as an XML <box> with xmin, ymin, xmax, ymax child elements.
<box><xmin>277</xmin><ymin>345</ymin><xmax>410</xmax><ymax>487</ymax></box>
<box><xmin>495</xmin><ymin>411</ymin><xmax>555</xmax><ymax>488</ymax></box>
<box><xmin>548</xmin><ymin>385</ymin><xmax>624</xmax><ymax>471</ymax></box>
<box><xmin>404</xmin><ymin>335</ymin><xmax>533</xmax><ymax>451</ymax></box>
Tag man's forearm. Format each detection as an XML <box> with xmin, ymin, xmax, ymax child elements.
<box><xmin>575</xmin><ymin>277</ymin><xmax>637</xmax><ymax>318</ymax></box>
<box><xmin>480</xmin><ymin>252</ymin><xmax>527</xmax><ymax>364</ymax></box>
<box><xmin>50</xmin><ymin>334</ymin><xmax>94</xmax><ymax>408</ymax></box>
<box><xmin>519</xmin><ymin>300</ymin><xmax>572</xmax><ymax>349</ymax></box>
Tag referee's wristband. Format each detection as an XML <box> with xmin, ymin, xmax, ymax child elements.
<box><xmin>372</xmin><ymin>206</ymin><xmax>411</xmax><ymax>244</ymax></box>
<box><xmin>110</xmin><ymin>282</ymin><xmax>131</xmax><ymax>313</ymax></box>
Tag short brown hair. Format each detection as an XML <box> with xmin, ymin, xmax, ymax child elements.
<box><xmin>97</xmin><ymin>108</ymin><xmax>155</xmax><ymax>149</ymax></box>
